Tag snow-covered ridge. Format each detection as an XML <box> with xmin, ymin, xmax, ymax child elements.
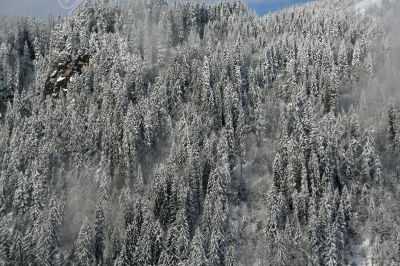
<box><xmin>349</xmin><ymin>0</ymin><xmax>383</xmax><ymax>15</ymax></box>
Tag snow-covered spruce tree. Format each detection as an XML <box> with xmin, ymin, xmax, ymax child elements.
<box><xmin>94</xmin><ymin>200</ymin><xmax>106</xmax><ymax>265</ymax></box>
<box><xmin>75</xmin><ymin>217</ymin><xmax>94</xmax><ymax>266</ymax></box>
<box><xmin>188</xmin><ymin>227</ymin><xmax>208</xmax><ymax>266</ymax></box>
<box><xmin>0</xmin><ymin>219</ymin><xmax>10</xmax><ymax>265</ymax></box>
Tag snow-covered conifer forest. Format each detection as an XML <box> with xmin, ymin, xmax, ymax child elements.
<box><xmin>0</xmin><ymin>0</ymin><xmax>399</xmax><ymax>265</ymax></box>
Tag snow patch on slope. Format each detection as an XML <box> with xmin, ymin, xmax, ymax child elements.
<box><xmin>57</xmin><ymin>76</ymin><xmax>66</xmax><ymax>82</ymax></box>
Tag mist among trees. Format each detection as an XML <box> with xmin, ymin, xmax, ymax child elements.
<box><xmin>0</xmin><ymin>0</ymin><xmax>399</xmax><ymax>265</ymax></box>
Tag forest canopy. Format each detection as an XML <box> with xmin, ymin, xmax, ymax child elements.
<box><xmin>0</xmin><ymin>0</ymin><xmax>399</xmax><ymax>265</ymax></box>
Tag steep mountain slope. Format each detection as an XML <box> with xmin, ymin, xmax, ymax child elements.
<box><xmin>0</xmin><ymin>0</ymin><xmax>399</xmax><ymax>265</ymax></box>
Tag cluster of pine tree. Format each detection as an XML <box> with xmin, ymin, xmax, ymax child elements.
<box><xmin>0</xmin><ymin>0</ymin><xmax>399</xmax><ymax>265</ymax></box>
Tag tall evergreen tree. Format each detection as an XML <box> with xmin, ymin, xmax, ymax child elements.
<box><xmin>75</xmin><ymin>217</ymin><xmax>94</xmax><ymax>266</ymax></box>
<box><xmin>94</xmin><ymin>201</ymin><xmax>106</xmax><ymax>265</ymax></box>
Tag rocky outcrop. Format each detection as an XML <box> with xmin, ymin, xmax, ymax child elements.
<box><xmin>44</xmin><ymin>54</ymin><xmax>89</xmax><ymax>98</ymax></box>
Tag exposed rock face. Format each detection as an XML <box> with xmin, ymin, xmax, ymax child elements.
<box><xmin>44</xmin><ymin>54</ymin><xmax>89</xmax><ymax>98</ymax></box>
